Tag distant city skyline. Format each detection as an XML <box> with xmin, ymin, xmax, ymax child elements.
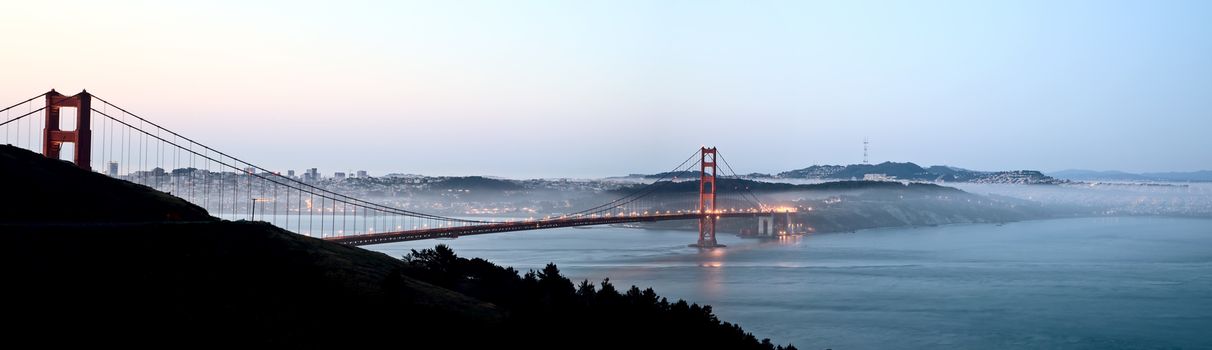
<box><xmin>3</xmin><ymin>1</ymin><xmax>1209</xmax><ymax>178</ymax></box>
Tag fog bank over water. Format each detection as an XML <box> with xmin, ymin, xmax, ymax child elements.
<box><xmin>951</xmin><ymin>182</ymin><xmax>1212</xmax><ymax>217</ymax></box>
<box><xmin>369</xmin><ymin>217</ymin><xmax>1212</xmax><ymax>349</ymax></box>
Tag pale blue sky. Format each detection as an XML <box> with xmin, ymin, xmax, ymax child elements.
<box><xmin>3</xmin><ymin>1</ymin><xmax>1209</xmax><ymax>177</ymax></box>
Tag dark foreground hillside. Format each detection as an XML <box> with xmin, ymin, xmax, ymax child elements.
<box><xmin>0</xmin><ymin>221</ymin><xmax>502</xmax><ymax>347</ymax></box>
<box><xmin>0</xmin><ymin>145</ymin><xmax>210</xmax><ymax>222</ymax></box>
<box><xmin>0</xmin><ymin>145</ymin><xmax>795</xmax><ymax>349</ymax></box>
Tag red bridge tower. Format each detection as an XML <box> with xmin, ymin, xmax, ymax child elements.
<box><xmin>42</xmin><ymin>90</ymin><xmax>92</xmax><ymax>170</ymax></box>
<box><xmin>693</xmin><ymin>147</ymin><xmax>724</xmax><ymax>248</ymax></box>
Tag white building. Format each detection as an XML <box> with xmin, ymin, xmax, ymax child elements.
<box><xmin>863</xmin><ymin>173</ymin><xmax>895</xmax><ymax>182</ymax></box>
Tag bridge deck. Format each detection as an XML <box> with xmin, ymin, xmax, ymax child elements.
<box><xmin>325</xmin><ymin>212</ymin><xmax>768</xmax><ymax>246</ymax></box>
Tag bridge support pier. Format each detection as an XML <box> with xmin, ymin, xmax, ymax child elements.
<box><xmin>757</xmin><ymin>215</ymin><xmax>775</xmax><ymax>237</ymax></box>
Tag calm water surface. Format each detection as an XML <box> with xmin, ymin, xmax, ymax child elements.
<box><xmin>368</xmin><ymin>217</ymin><xmax>1212</xmax><ymax>349</ymax></box>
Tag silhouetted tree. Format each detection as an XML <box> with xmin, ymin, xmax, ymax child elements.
<box><xmin>402</xmin><ymin>244</ymin><xmax>461</xmax><ymax>287</ymax></box>
<box><xmin>576</xmin><ymin>279</ymin><xmax>596</xmax><ymax>300</ymax></box>
<box><xmin>401</xmin><ymin>245</ymin><xmax>800</xmax><ymax>350</ymax></box>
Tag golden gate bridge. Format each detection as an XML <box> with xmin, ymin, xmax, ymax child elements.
<box><xmin>1</xmin><ymin>90</ymin><xmax>794</xmax><ymax>247</ymax></box>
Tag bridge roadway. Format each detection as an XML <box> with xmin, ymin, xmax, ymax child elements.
<box><xmin>325</xmin><ymin>211</ymin><xmax>771</xmax><ymax>246</ymax></box>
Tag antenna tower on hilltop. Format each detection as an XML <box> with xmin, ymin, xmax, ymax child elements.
<box><xmin>863</xmin><ymin>137</ymin><xmax>869</xmax><ymax>164</ymax></box>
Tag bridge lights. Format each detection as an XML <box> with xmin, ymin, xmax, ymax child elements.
<box><xmin>310</xmin><ymin>146</ymin><xmax>763</xmax><ymax>248</ymax></box>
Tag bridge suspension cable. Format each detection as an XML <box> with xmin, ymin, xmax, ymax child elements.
<box><xmin>3</xmin><ymin>90</ymin><xmax>779</xmax><ymax>245</ymax></box>
<box><xmin>0</xmin><ymin>93</ymin><xmax>50</xmax><ymax>129</ymax></box>
<box><xmin>0</xmin><ymin>93</ymin><xmax>47</xmax><ymax>116</ymax></box>
<box><xmin>89</xmin><ymin>95</ymin><xmax>493</xmax><ymax>223</ymax></box>
<box><xmin>1</xmin><ymin>93</ymin><xmax>49</xmax><ymax>159</ymax></box>
<box><xmin>715</xmin><ymin>149</ymin><xmax>766</xmax><ymax>210</ymax></box>
<box><xmin>563</xmin><ymin>149</ymin><xmax>702</xmax><ymax>217</ymax></box>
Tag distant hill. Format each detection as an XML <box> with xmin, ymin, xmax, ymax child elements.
<box><xmin>1048</xmin><ymin>169</ymin><xmax>1154</xmax><ymax>182</ymax></box>
<box><xmin>620</xmin><ymin>171</ymin><xmax>772</xmax><ymax>180</ymax></box>
<box><xmin>778</xmin><ymin>161</ymin><xmax>1063</xmax><ymax>184</ymax></box>
<box><xmin>618</xmin><ymin>179</ymin><xmax>968</xmax><ymax>195</ymax></box>
<box><xmin>429</xmin><ymin>175</ymin><xmax>525</xmax><ymax>191</ymax></box>
<box><xmin>619</xmin><ymin>161</ymin><xmax>1061</xmax><ymax>184</ymax></box>
<box><xmin>1049</xmin><ymin>169</ymin><xmax>1212</xmax><ymax>182</ymax></box>
<box><xmin>643</xmin><ymin>170</ymin><xmax>701</xmax><ymax>179</ymax></box>
<box><xmin>1146</xmin><ymin>171</ymin><xmax>1212</xmax><ymax>182</ymax></box>
<box><xmin>780</xmin><ymin>162</ymin><xmax>915</xmax><ymax>180</ymax></box>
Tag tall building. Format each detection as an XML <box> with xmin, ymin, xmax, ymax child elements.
<box><xmin>304</xmin><ymin>168</ymin><xmax>320</xmax><ymax>182</ymax></box>
<box><xmin>287</xmin><ymin>170</ymin><xmax>296</xmax><ymax>178</ymax></box>
<box><xmin>107</xmin><ymin>162</ymin><xmax>119</xmax><ymax>177</ymax></box>
<box><xmin>334</xmin><ymin>172</ymin><xmax>346</xmax><ymax>180</ymax></box>
<box><xmin>356</xmin><ymin>170</ymin><xmax>368</xmax><ymax>178</ymax></box>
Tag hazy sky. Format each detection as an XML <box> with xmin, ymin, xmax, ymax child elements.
<box><xmin>3</xmin><ymin>1</ymin><xmax>1209</xmax><ymax>178</ymax></box>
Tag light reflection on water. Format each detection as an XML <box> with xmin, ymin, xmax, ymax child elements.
<box><xmin>367</xmin><ymin>217</ymin><xmax>1212</xmax><ymax>349</ymax></box>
